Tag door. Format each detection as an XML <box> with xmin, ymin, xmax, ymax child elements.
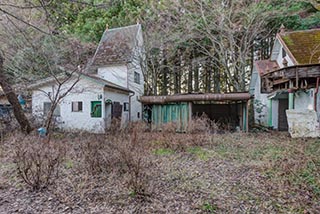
<box><xmin>112</xmin><ymin>102</ymin><xmax>122</xmax><ymax>119</ymax></box>
<box><xmin>278</xmin><ymin>99</ymin><xmax>288</xmax><ymax>131</ymax></box>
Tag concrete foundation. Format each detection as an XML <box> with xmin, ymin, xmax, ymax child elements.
<box><xmin>286</xmin><ymin>110</ymin><xmax>320</xmax><ymax>138</ymax></box>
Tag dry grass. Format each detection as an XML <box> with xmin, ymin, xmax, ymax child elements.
<box><xmin>0</xmin><ymin>123</ymin><xmax>319</xmax><ymax>213</ymax></box>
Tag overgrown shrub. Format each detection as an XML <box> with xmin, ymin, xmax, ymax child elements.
<box><xmin>14</xmin><ymin>135</ymin><xmax>65</xmax><ymax>190</ymax></box>
<box><xmin>109</xmin><ymin>124</ymin><xmax>152</xmax><ymax>199</ymax></box>
<box><xmin>188</xmin><ymin>114</ymin><xmax>219</xmax><ymax>134</ymax></box>
<box><xmin>79</xmin><ymin>122</ymin><xmax>152</xmax><ymax>199</ymax></box>
<box><xmin>80</xmin><ymin>135</ymin><xmax>110</xmax><ymax>175</ymax></box>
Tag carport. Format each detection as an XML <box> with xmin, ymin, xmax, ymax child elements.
<box><xmin>141</xmin><ymin>93</ymin><xmax>251</xmax><ymax>132</ymax></box>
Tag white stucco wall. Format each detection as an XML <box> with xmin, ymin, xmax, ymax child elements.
<box><xmin>127</xmin><ymin>25</ymin><xmax>144</xmax><ymax>121</ymax></box>
<box><xmin>253</xmin><ymin>71</ymin><xmax>269</xmax><ymax>126</ymax></box>
<box><xmin>294</xmin><ymin>89</ymin><xmax>314</xmax><ymax>111</ymax></box>
<box><xmin>271</xmin><ymin>38</ymin><xmax>295</xmax><ymax>67</ymax></box>
<box><xmin>96</xmin><ymin>65</ymin><xmax>128</xmax><ymax>88</ymax></box>
<box><xmin>32</xmin><ymin>77</ymin><xmax>107</xmax><ymax>133</ymax></box>
<box><xmin>276</xmin><ymin>47</ymin><xmax>295</xmax><ymax>68</ymax></box>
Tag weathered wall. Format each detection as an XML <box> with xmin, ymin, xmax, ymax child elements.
<box><xmin>97</xmin><ymin>65</ymin><xmax>128</xmax><ymax>88</ymax></box>
<box><xmin>32</xmin><ymin>77</ymin><xmax>106</xmax><ymax>133</ymax></box>
<box><xmin>294</xmin><ymin>89</ymin><xmax>314</xmax><ymax>110</ymax></box>
<box><xmin>286</xmin><ymin>109</ymin><xmax>320</xmax><ymax>138</ymax></box>
<box><xmin>127</xmin><ymin>24</ymin><xmax>144</xmax><ymax>122</ymax></box>
<box><xmin>253</xmin><ymin>71</ymin><xmax>269</xmax><ymax>126</ymax></box>
<box><xmin>271</xmin><ymin>39</ymin><xmax>295</xmax><ymax>67</ymax></box>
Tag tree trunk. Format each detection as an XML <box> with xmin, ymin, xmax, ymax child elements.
<box><xmin>188</xmin><ymin>64</ymin><xmax>193</xmax><ymax>93</ymax></box>
<box><xmin>194</xmin><ymin>63</ymin><xmax>199</xmax><ymax>92</ymax></box>
<box><xmin>0</xmin><ymin>52</ymin><xmax>32</xmax><ymax>134</ymax></box>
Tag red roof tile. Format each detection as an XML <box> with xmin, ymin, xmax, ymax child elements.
<box><xmin>255</xmin><ymin>60</ymin><xmax>279</xmax><ymax>75</ymax></box>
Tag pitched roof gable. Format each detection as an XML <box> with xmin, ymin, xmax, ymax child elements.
<box><xmin>28</xmin><ymin>72</ymin><xmax>132</xmax><ymax>93</ymax></box>
<box><xmin>88</xmin><ymin>24</ymin><xmax>141</xmax><ymax>69</ymax></box>
<box><xmin>278</xmin><ymin>28</ymin><xmax>320</xmax><ymax>65</ymax></box>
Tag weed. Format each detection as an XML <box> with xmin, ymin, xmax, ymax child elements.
<box><xmin>187</xmin><ymin>147</ymin><xmax>210</xmax><ymax>161</ymax></box>
<box><xmin>201</xmin><ymin>202</ymin><xmax>217</xmax><ymax>213</ymax></box>
<box><xmin>153</xmin><ymin>148</ymin><xmax>175</xmax><ymax>156</ymax></box>
<box><xmin>64</xmin><ymin>159</ymin><xmax>73</xmax><ymax>169</ymax></box>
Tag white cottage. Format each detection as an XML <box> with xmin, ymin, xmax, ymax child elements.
<box><xmin>250</xmin><ymin>27</ymin><xmax>320</xmax><ymax>137</ymax></box>
<box><xmin>30</xmin><ymin>24</ymin><xmax>144</xmax><ymax>133</ymax></box>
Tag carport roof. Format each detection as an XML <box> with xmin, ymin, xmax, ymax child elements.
<box><xmin>141</xmin><ymin>93</ymin><xmax>251</xmax><ymax>104</ymax></box>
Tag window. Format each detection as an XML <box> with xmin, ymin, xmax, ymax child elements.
<box><xmin>124</xmin><ymin>102</ymin><xmax>129</xmax><ymax>111</ymax></box>
<box><xmin>282</xmin><ymin>48</ymin><xmax>287</xmax><ymax>58</ymax></box>
<box><xmin>137</xmin><ymin>112</ymin><xmax>140</xmax><ymax>119</ymax></box>
<box><xmin>43</xmin><ymin>102</ymin><xmax>60</xmax><ymax>116</ymax></box>
<box><xmin>91</xmin><ymin>101</ymin><xmax>102</xmax><ymax>117</ymax></box>
<box><xmin>134</xmin><ymin>72</ymin><xmax>140</xmax><ymax>84</ymax></box>
<box><xmin>72</xmin><ymin>101</ymin><xmax>83</xmax><ymax>112</ymax></box>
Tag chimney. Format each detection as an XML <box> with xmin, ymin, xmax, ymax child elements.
<box><xmin>282</xmin><ymin>58</ymin><xmax>288</xmax><ymax>67</ymax></box>
<box><xmin>136</xmin><ymin>18</ymin><xmax>140</xmax><ymax>25</ymax></box>
<box><xmin>105</xmin><ymin>23</ymin><xmax>109</xmax><ymax>31</ymax></box>
<box><xmin>279</xmin><ymin>24</ymin><xmax>286</xmax><ymax>34</ymax></box>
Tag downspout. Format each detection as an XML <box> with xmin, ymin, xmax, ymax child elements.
<box><xmin>314</xmin><ymin>77</ymin><xmax>319</xmax><ymax>112</ymax></box>
<box><xmin>129</xmin><ymin>91</ymin><xmax>135</xmax><ymax>121</ymax></box>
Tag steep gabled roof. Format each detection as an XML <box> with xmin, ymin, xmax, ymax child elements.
<box><xmin>255</xmin><ymin>60</ymin><xmax>279</xmax><ymax>76</ymax></box>
<box><xmin>278</xmin><ymin>28</ymin><xmax>320</xmax><ymax>65</ymax></box>
<box><xmin>88</xmin><ymin>24</ymin><xmax>141</xmax><ymax>69</ymax></box>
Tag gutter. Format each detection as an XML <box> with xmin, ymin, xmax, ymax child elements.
<box><xmin>140</xmin><ymin>93</ymin><xmax>251</xmax><ymax>104</ymax></box>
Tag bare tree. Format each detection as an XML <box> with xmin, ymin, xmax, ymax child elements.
<box><xmin>0</xmin><ymin>52</ymin><xmax>32</xmax><ymax>133</ymax></box>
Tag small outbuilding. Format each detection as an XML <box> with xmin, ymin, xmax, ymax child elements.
<box><xmin>141</xmin><ymin>93</ymin><xmax>251</xmax><ymax>132</ymax></box>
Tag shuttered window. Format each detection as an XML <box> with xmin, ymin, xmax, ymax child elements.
<box><xmin>72</xmin><ymin>101</ymin><xmax>83</xmax><ymax>112</ymax></box>
<box><xmin>91</xmin><ymin>101</ymin><xmax>102</xmax><ymax>117</ymax></box>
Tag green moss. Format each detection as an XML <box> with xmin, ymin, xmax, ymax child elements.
<box><xmin>187</xmin><ymin>147</ymin><xmax>211</xmax><ymax>161</ymax></box>
<box><xmin>153</xmin><ymin>148</ymin><xmax>175</xmax><ymax>156</ymax></box>
<box><xmin>282</xmin><ymin>36</ymin><xmax>294</xmax><ymax>46</ymax></box>
<box><xmin>281</xmin><ymin>29</ymin><xmax>320</xmax><ymax>64</ymax></box>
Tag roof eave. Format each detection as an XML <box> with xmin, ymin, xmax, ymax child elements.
<box><xmin>277</xmin><ymin>33</ymin><xmax>299</xmax><ymax>65</ymax></box>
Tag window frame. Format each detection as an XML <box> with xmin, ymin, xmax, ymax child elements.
<box><xmin>134</xmin><ymin>71</ymin><xmax>140</xmax><ymax>84</ymax></box>
<box><xmin>124</xmin><ymin>102</ymin><xmax>129</xmax><ymax>112</ymax></box>
<box><xmin>43</xmin><ymin>102</ymin><xmax>61</xmax><ymax>117</ymax></box>
<box><xmin>71</xmin><ymin>101</ymin><xmax>83</xmax><ymax>112</ymax></box>
<box><xmin>282</xmin><ymin>48</ymin><xmax>287</xmax><ymax>58</ymax></box>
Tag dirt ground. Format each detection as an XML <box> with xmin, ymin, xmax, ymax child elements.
<box><xmin>0</xmin><ymin>129</ymin><xmax>319</xmax><ymax>214</ymax></box>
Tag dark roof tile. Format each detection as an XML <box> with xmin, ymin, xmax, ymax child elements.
<box><xmin>89</xmin><ymin>24</ymin><xmax>140</xmax><ymax>68</ymax></box>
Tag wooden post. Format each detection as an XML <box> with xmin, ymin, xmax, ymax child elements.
<box><xmin>268</xmin><ymin>99</ymin><xmax>273</xmax><ymax>127</ymax></box>
<box><xmin>288</xmin><ymin>81</ymin><xmax>294</xmax><ymax>110</ymax></box>
<box><xmin>242</xmin><ymin>102</ymin><xmax>247</xmax><ymax>132</ymax></box>
<box><xmin>246</xmin><ymin>100</ymin><xmax>249</xmax><ymax>132</ymax></box>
